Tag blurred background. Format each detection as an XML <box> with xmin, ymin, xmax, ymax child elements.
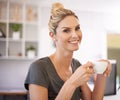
<box><xmin>0</xmin><ymin>0</ymin><xmax>120</xmax><ymax>99</ymax></box>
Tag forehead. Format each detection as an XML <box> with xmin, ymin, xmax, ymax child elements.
<box><xmin>58</xmin><ymin>16</ymin><xmax>79</xmax><ymax>28</ymax></box>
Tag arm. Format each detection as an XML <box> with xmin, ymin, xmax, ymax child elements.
<box><xmin>92</xmin><ymin>74</ymin><xmax>106</xmax><ymax>100</ymax></box>
<box><xmin>79</xmin><ymin>60</ymin><xmax>111</xmax><ymax>100</ymax></box>
<box><xmin>55</xmin><ymin>79</ymin><xmax>76</xmax><ymax>100</ymax></box>
<box><xmin>80</xmin><ymin>83</ymin><xmax>92</xmax><ymax>100</ymax></box>
<box><xmin>29</xmin><ymin>84</ymin><xmax>48</xmax><ymax>100</ymax></box>
<box><xmin>55</xmin><ymin>62</ymin><xmax>94</xmax><ymax>100</ymax></box>
<box><xmin>25</xmin><ymin>60</ymin><xmax>50</xmax><ymax>100</ymax></box>
<box><xmin>92</xmin><ymin>60</ymin><xmax>112</xmax><ymax>100</ymax></box>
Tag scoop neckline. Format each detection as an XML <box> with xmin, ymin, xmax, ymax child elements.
<box><xmin>46</xmin><ymin>56</ymin><xmax>74</xmax><ymax>83</ymax></box>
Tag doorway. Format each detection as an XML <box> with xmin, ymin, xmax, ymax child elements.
<box><xmin>107</xmin><ymin>33</ymin><xmax>120</xmax><ymax>86</ymax></box>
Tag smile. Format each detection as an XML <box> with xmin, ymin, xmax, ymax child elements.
<box><xmin>69</xmin><ymin>40</ymin><xmax>79</xmax><ymax>44</ymax></box>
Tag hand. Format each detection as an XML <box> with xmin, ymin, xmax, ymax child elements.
<box><xmin>98</xmin><ymin>59</ymin><xmax>112</xmax><ymax>77</ymax></box>
<box><xmin>69</xmin><ymin>61</ymin><xmax>94</xmax><ymax>88</ymax></box>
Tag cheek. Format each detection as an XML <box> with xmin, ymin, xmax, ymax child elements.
<box><xmin>78</xmin><ymin>31</ymin><xmax>82</xmax><ymax>40</ymax></box>
<box><xmin>80</xmin><ymin>34</ymin><xmax>82</xmax><ymax>40</ymax></box>
<box><xmin>57</xmin><ymin>33</ymin><xmax>69</xmax><ymax>41</ymax></box>
<box><xmin>57</xmin><ymin>36</ymin><xmax>67</xmax><ymax>43</ymax></box>
<box><xmin>55</xmin><ymin>35</ymin><xmax>69</xmax><ymax>46</ymax></box>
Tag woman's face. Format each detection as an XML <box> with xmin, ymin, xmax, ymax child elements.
<box><xmin>55</xmin><ymin>15</ymin><xmax>82</xmax><ymax>52</ymax></box>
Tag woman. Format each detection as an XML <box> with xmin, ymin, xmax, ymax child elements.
<box><xmin>24</xmin><ymin>2</ymin><xmax>111</xmax><ymax>100</ymax></box>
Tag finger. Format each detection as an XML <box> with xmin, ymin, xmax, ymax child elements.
<box><xmin>107</xmin><ymin>61</ymin><xmax>112</xmax><ymax>76</ymax></box>
<box><xmin>98</xmin><ymin>59</ymin><xmax>112</xmax><ymax>77</ymax></box>
<box><xmin>88</xmin><ymin>68</ymin><xmax>95</xmax><ymax>74</ymax></box>
<box><xmin>103</xmin><ymin>69</ymin><xmax>108</xmax><ymax>77</ymax></box>
<box><xmin>82</xmin><ymin>73</ymin><xmax>92</xmax><ymax>82</ymax></box>
<box><xmin>104</xmin><ymin>61</ymin><xmax>112</xmax><ymax>77</ymax></box>
<box><xmin>85</xmin><ymin>61</ymin><xmax>94</xmax><ymax>69</ymax></box>
<box><xmin>86</xmin><ymin>67</ymin><xmax>95</xmax><ymax>75</ymax></box>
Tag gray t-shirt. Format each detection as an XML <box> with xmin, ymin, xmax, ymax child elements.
<box><xmin>24</xmin><ymin>57</ymin><xmax>82</xmax><ymax>100</ymax></box>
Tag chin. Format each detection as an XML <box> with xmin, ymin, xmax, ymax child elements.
<box><xmin>72</xmin><ymin>47</ymin><xmax>79</xmax><ymax>51</ymax></box>
<box><xmin>74</xmin><ymin>48</ymin><xmax>79</xmax><ymax>51</ymax></box>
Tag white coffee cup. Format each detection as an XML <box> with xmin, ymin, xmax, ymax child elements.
<box><xmin>93</xmin><ymin>61</ymin><xmax>108</xmax><ymax>74</ymax></box>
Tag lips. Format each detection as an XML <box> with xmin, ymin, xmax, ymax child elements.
<box><xmin>69</xmin><ymin>40</ymin><xmax>79</xmax><ymax>44</ymax></box>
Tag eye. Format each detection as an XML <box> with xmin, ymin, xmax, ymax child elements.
<box><xmin>63</xmin><ymin>29</ymin><xmax>71</xmax><ymax>33</ymax></box>
<box><xmin>75</xmin><ymin>26</ymin><xmax>80</xmax><ymax>31</ymax></box>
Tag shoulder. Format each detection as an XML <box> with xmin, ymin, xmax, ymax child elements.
<box><xmin>30</xmin><ymin>57</ymin><xmax>50</xmax><ymax>71</ymax></box>
<box><xmin>30</xmin><ymin>57</ymin><xmax>50</xmax><ymax>69</ymax></box>
<box><xmin>72</xmin><ymin>58</ymin><xmax>82</xmax><ymax>72</ymax></box>
<box><xmin>32</xmin><ymin>57</ymin><xmax>50</xmax><ymax>65</ymax></box>
<box><xmin>25</xmin><ymin>57</ymin><xmax>51</xmax><ymax>89</ymax></box>
<box><xmin>72</xmin><ymin>58</ymin><xmax>81</xmax><ymax>66</ymax></box>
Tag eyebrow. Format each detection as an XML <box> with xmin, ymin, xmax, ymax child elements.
<box><xmin>61</xmin><ymin>27</ymin><xmax>70</xmax><ymax>29</ymax></box>
<box><xmin>76</xmin><ymin>24</ymin><xmax>80</xmax><ymax>27</ymax></box>
<box><xmin>61</xmin><ymin>24</ymin><xmax>80</xmax><ymax>29</ymax></box>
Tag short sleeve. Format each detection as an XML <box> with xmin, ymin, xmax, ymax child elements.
<box><xmin>24</xmin><ymin>60</ymin><xmax>50</xmax><ymax>90</ymax></box>
<box><xmin>72</xmin><ymin>58</ymin><xmax>82</xmax><ymax>72</ymax></box>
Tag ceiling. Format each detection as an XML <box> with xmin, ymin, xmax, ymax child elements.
<box><xmin>11</xmin><ymin>0</ymin><xmax>120</xmax><ymax>14</ymax></box>
<box><xmin>39</xmin><ymin>0</ymin><xmax>120</xmax><ymax>14</ymax></box>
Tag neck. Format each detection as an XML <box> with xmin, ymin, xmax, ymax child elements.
<box><xmin>49</xmin><ymin>51</ymin><xmax>73</xmax><ymax>81</ymax></box>
<box><xmin>50</xmin><ymin>51</ymin><xmax>73</xmax><ymax>70</ymax></box>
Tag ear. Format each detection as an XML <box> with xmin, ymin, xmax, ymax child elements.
<box><xmin>49</xmin><ymin>32</ymin><xmax>56</xmax><ymax>41</ymax></box>
<box><xmin>49</xmin><ymin>32</ymin><xmax>54</xmax><ymax>37</ymax></box>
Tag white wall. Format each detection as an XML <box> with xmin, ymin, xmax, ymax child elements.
<box><xmin>0</xmin><ymin>59</ymin><xmax>34</xmax><ymax>90</ymax></box>
<box><xmin>73</xmin><ymin>11</ymin><xmax>107</xmax><ymax>63</ymax></box>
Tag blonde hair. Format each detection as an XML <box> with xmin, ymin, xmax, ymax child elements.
<box><xmin>48</xmin><ymin>2</ymin><xmax>78</xmax><ymax>34</ymax></box>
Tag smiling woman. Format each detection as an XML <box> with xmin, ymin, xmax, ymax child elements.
<box><xmin>24</xmin><ymin>2</ymin><xmax>112</xmax><ymax>100</ymax></box>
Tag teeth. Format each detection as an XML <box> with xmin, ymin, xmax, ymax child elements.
<box><xmin>70</xmin><ymin>40</ymin><xmax>78</xmax><ymax>43</ymax></box>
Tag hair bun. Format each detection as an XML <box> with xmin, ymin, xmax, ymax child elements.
<box><xmin>51</xmin><ymin>2</ymin><xmax>64</xmax><ymax>13</ymax></box>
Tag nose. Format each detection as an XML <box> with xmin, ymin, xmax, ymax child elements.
<box><xmin>71</xmin><ymin>31</ymin><xmax>78</xmax><ymax>37</ymax></box>
<box><xmin>71</xmin><ymin>30</ymin><xmax>82</xmax><ymax>38</ymax></box>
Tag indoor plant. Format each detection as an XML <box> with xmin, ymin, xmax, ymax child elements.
<box><xmin>11</xmin><ymin>24</ymin><xmax>21</xmax><ymax>40</ymax></box>
<box><xmin>26</xmin><ymin>45</ymin><xmax>36</xmax><ymax>58</ymax></box>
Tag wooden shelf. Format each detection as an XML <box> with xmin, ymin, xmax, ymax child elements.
<box><xmin>0</xmin><ymin>0</ymin><xmax>39</xmax><ymax>59</ymax></box>
<box><xmin>0</xmin><ymin>89</ymin><xmax>27</xmax><ymax>95</ymax></box>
